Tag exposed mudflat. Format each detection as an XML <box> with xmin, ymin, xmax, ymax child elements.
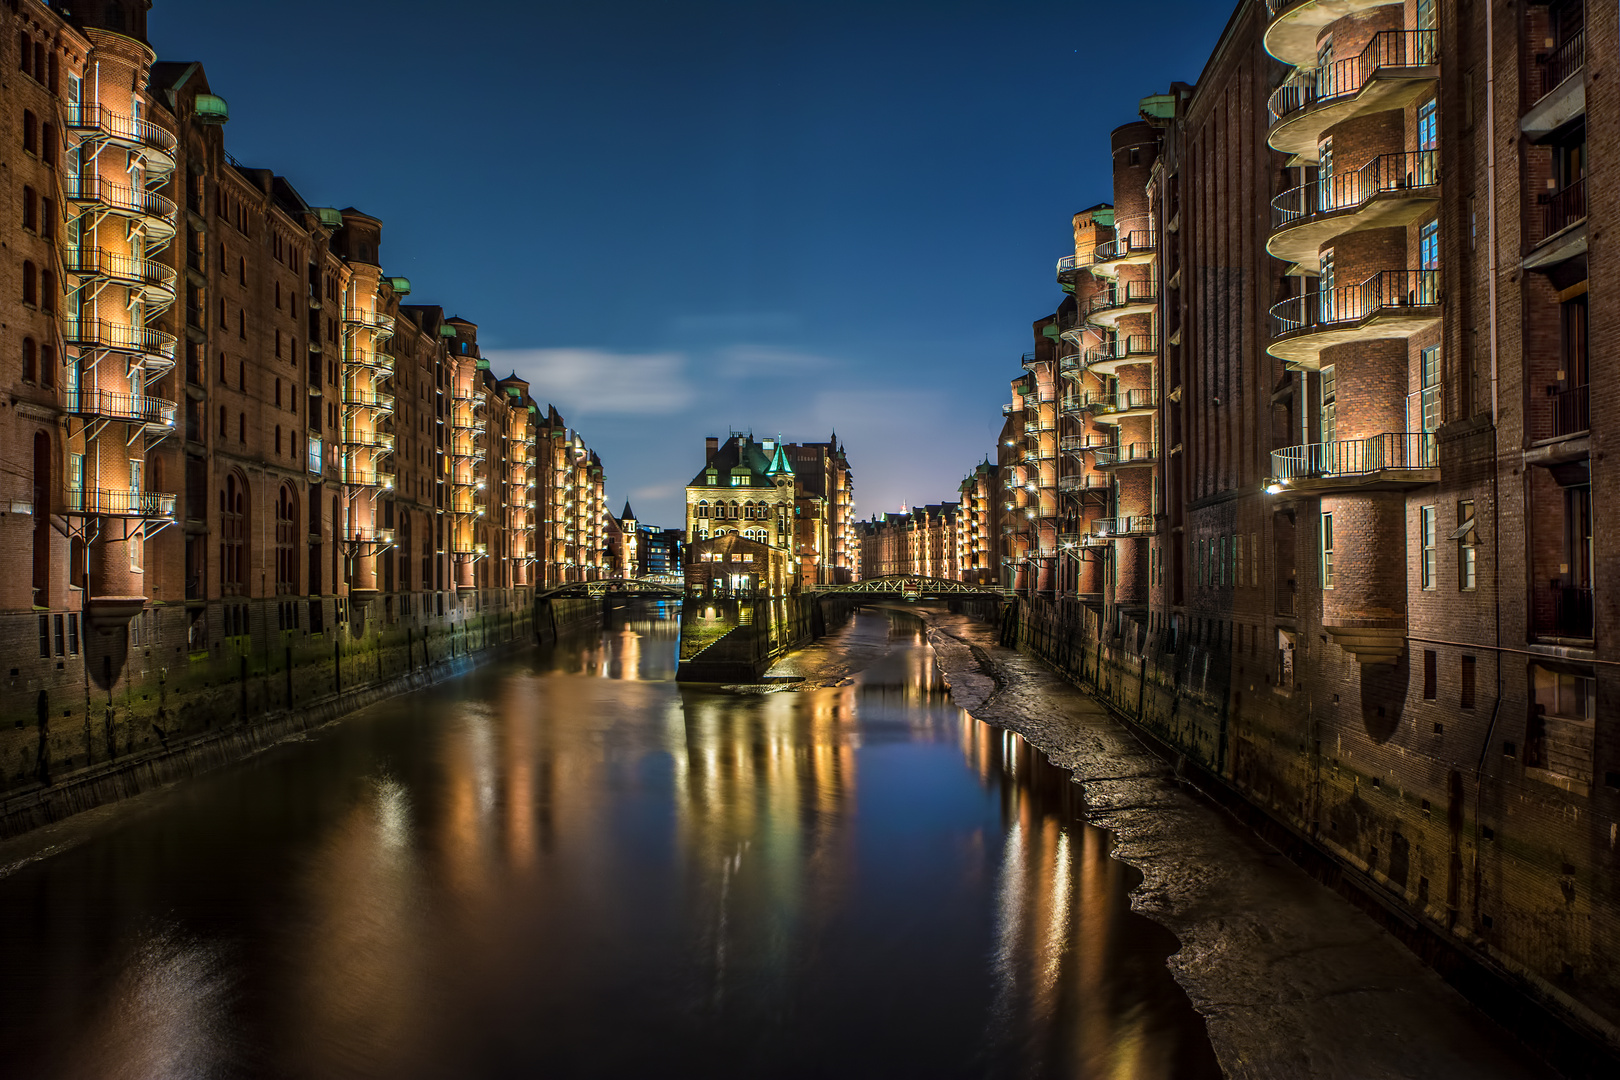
<box><xmin>911</xmin><ymin>606</ymin><xmax>1559</xmax><ymax>1080</ymax></box>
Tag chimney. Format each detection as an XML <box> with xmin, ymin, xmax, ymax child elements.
<box><xmin>705</xmin><ymin>437</ymin><xmax>719</xmax><ymax>461</ymax></box>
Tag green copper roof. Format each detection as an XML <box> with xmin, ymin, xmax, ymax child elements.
<box><xmin>1139</xmin><ymin>93</ymin><xmax>1176</xmax><ymax>121</ymax></box>
<box><xmin>194</xmin><ymin>94</ymin><xmax>228</xmax><ymax>123</ymax></box>
<box><xmin>316</xmin><ymin>207</ymin><xmax>343</xmax><ymax>228</ymax></box>
<box><xmin>438</xmin><ymin>325</ymin><xmax>459</xmax><ymax>338</ymax></box>
<box><xmin>766</xmin><ymin>442</ymin><xmax>794</xmax><ymax>475</ymax></box>
<box><xmin>476</xmin><ymin>359</ymin><xmax>491</xmax><ymax>371</ymax></box>
<box><xmin>1091</xmin><ymin>208</ymin><xmax>1115</xmax><ymax>228</ymax></box>
<box><xmin>387</xmin><ymin>276</ymin><xmax>411</xmax><ymax>295</ymax></box>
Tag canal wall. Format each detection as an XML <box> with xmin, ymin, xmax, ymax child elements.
<box><xmin>0</xmin><ymin>589</ymin><xmax>560</xmax><ymax>841</ymax></box>
<box><xmin>676</xmin><ymin>594</ymin><xmax>858</xmax><ymax>682</ymax></box>
<box><xmin>1002</xmin><ymin>595</ymin><xmax>1620</xmax><ymax>1075</ymax></box>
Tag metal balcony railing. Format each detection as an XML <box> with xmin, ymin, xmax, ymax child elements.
<box><xmin>341</xmin><ymin>388</ymin><xmax>394</xmax><ymax>410</ymax></box>
<box><xmin>1083</xmin><ymin>334</ymin><xmax>1157</xmax><ymax>368</ymax></box>
<box><xmin>62</xmin><ymin>176</ymin><xmax>177</xmax><ymax>221</ymax></box>
<box><xmin>1056</xmin><ymin>254</ymin><xmax>1082</xmax><ymax>279</ymax></box>
<box><xmin>1541</xmin><ymin>177</ymin><xmax>1587</xmax><ymax>239</ymax></box>
<box><xmin>1271</xmin><ymin>269</ymin><xmax>1439</xmax><ymax>338</ymax></box>
<box><xmin>341</xmin><ymin>466</ymin><xmax>395</xmax><ymax>488</ymax></box>
<box><xmin>344</xmin><ymin>309</ymin><xmax>396</xmax><ymax>335</ymax></box>
<box><xmin>61</xmin><ymin>318</ymin><xmax>178</xmax><ymax>358</ymax></box>
<box><xmin>1086</xmin><ymin>280</ymin><xmax>1159</xmax><ymax>318</ymax></box>
<box><xmin>65</xmin><ymin>388</ymin><xmax>177</xmax><ymax>427</ymax></box>
<box><xmin>340</xmin><ymin>428</ymin><xmax>395</xmax><ymax>451</ymax></box>
<box><xmin>1087</xmin><ymin>387</ymin><xmax>1159</xmax><ymax>414</ymax></box>
<box><xmin>1268</xmin><ymin>30</ymin><xmax>1438</xmax><ymax>125</ymax></box>
<box><xmin>1272</xmin><ymin>151</ymin><xmax>1438</xmax><ymax>229</ymax></box>
<box><xmin>1057</xmin><ymin>474</ymin><xmax>1108</xmax><ymax>492</ymax></box>
<box><xmin>66</xmin><ymin>488</ymin><xmax>176</xmax><ymax>517</ymax></box>
<box><xmin>60</xmin><ymin>247</ymin><xmax>177</xmax><ymax>291</ymax></box>
<box><xmin>1093</xmin><ymin>442</ymin><xmax>1157</xmax><ymax>466</ymax></box>
<box><xmin>1534</xmin><ymin>27</ymin><xmax>1585</xmax><ymax>103</ymax></box>
<box><xmin>345</xmin><ymin>348</ymin><xmax>395</xmax><ymax>372</ymax></box>
<box><xmin>1270</xmin><ymin>431</ymin><xmax>1436</xmax><ymax>480</ymax></box>
<box><xmin>1091</xmin><ymin>516</ymin><xmax>1154</xmax><ymax>538</ymax></box>
<box><xmin>1265</xmin><ymin>0</ymin><xmax>1306</xmax><ymax>15</ymax></box>
<box><xmin>64</xmin><ymin>103</ymin><xmax>178</xmax><ymax>157</ymax></box>
<box><xmin>1094</xmin><ymin>230</ymin><xmax>1157</xmax><ymax>262</ymax></box>
<box><xmin>1543</xmin><ymin>384</ymin><xmax>1590</xmax><ymax>440</ymax></box>
<box><xmin>1533</xmin><ymin>584</ymin><xmax>1593</xmax><ymax>639</ymax></box>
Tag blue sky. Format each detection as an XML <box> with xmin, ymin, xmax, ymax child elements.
<box><xmin>151</xmin><ymin>0</ymin><xmax>1236</xmax><ymax>527</ymax></box>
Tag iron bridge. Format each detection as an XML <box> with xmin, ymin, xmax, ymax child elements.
<box><xmin>535</xmin><ymin>578</ymin><xmax>685</xmax><ymax>600</ymax></box>
<box><xmin>815</xmin><ymin>575</ymin><xmax>1007</xmax><ymax>599</ymax></box>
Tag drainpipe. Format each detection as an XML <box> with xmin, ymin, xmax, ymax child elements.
<box><xmin>1471</xmin><ymin>0</ymin><xmax>1506</xmax><ymax>926</ymax></box>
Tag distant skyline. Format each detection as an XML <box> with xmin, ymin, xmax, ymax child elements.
<box><xmin>151</xmin><ymin>0</ymin><xmax>1238</xmax><ymax>527</ymax></box>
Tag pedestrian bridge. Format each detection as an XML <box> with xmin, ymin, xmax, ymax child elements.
<box><xmin>815</xmin><ymin>575</ymin><xmax>1006</xmax><ymax>600</ymax></box>
<box><xmin>535</xmin><ymin>578</ymin><xmax>685</xmax><ymax>600</ymax></box>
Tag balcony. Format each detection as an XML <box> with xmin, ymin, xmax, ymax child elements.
<box><xmin>1268</xmin><ymin>269</ymin><xmax>1440</xmax><ymax>368</ymax></box>
<box><xmin>1082</xmin><ymin>333</ymin><xmax>1157</xmax><ymax>375</ymax></box>
<box><xmin>61</xmin><ymin>318</ymin><xmax>178</xmax><ymax>362</ymax></box>
<box><xmin>1533</xmin><ymin>584</ymin><xmax>1593</xmax><ymax>642</ymax></box>
<box><xmin>1268</xmin><ymin>151</ymin><xmax>1439</xmax><ymax>270</ymax></box>
<box><xmin>1090</xmin><ymin>515</ymin><xmax>1154</xmax><ymax>538</ymax></box>
<box><xmin>1262</xmin><ymin>0</ymin><xmax>1406</xmax><ymax>68</ymax></box>
<box><xmin>1060</xmin><ymin>434</ymin><xmax>1111</xmax><ymax>455</ymax></box>
<box><xmin>1084</xmin><ymin>281</ymin><xmax>1158</xmax><ymax>330</ymax></box>
<box><xmin>65</xmin><ymin>388</ymin><xmax>177</xmax><ymax>429</ymax></box>
<box><xmin>1525</xmin><ymin>178</ymin><xmax>1588</xmax><ymax>269</ymax></box>
<box><xmin>1523</xmin><ymin>28</ymin><xmax>1585</xmax><ymax>137</ymax></box>
<box><xmin>341</xmin><ymin>466</ymin><xmax>396</xmax><ymax>489</ymax></box>
<box><xmin>1268</xmin><ymin>431</ymin><xmax>1436</xmax><ymax>491</ymax></box>
<box><xmin>62</xmin><ymin>177</ymin><xmax>177</xmax><ymax>243</ymax></box>
<box><xmin>60</xmin><ymin>247</ymin><xmax>177</xmax><ymax>302</ymax></box>
<box><xmin>1091</xmin><ymin>230</ymin><xmax>1158</xmax><ymax>275</ymax></box>
<box><xmin>341</xmin><ymin>428</ymin><xmax>395</xmax><ymax>451</ymax></box>
<box><xmin>1537</xmin><ymin>384</ymin><xmax>1590</xmax><ymax>443</ymax></box>
<box><xmin>1267</xmin><ymin>30</ymin><xmax>1438</xmax><ymax>161</ymax></box>
<box><xmin>345</xmin><ymin>347</ymin><xmax>395</xmax><ymax>374</ymax></box>
<box><xmin>1056</xmin><ymin>254</ymin><xmax>1084</xmax><ymax>285</ymax></box>
<box><xmin>64</xmin><ymin>104</ymin><xmax>178</xmax><ymax>173</ymax></box>
<box><xmin>344</xmin><ymin>309</ymin><xmax>396</xmax><ymax>336</ymax></box>
<box><xmin>1085</xmin><ymin>387</ymin><xmax>1158</xmax><ymax>423</ymax></box>
<box><xmin>1093</xmin><ymin>442</ymin><xmax>1158</xmax><ymax>469</ymax></box>
<box><xmin>66</xmin><ymin>488</ymin><xmax>176</xmax><ymax>518</ymax></box>
<box><xmin>341</xmin><ymin>387</ymin><xmax>395</xmax><ymax>411</ymax></box>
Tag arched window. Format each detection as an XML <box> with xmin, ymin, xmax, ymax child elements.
<box><xmin>696</xmin><ymin>500</ymin><xmax>709</xmax><ymax>519</ymax></box>
<box><xmin>23</xmin><ymin>337</ymin><xmax>37</xmax><ymax>382</ymax></box>
<box><xmin>275</xmin><ymin>484</ymin><xmax>296</xmax><ymax>594</ymax></box>
<box><xmin>221</xmin><ymin>472</ymin><xmax>247</xmax><ymax>596</ymax></box>
<box><xmin>274</xmin><ymin>424</ymin><xmax>282</xmax><ymax>454</ymax></box>
<box><xmin>22</xmin><ymin>260</ymin><xmax>36</xmax><ymax>305</ymax></box>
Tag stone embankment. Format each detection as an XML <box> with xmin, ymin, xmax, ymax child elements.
<box><xmin>917</xmin><ymin>607</ymin><xmax>1562</xmax><ymax>1080</ymax></box>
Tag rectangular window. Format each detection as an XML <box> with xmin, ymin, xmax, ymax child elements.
<box><xmin>68</xmin><ymin>613</ymin><xmax>80</xmax><ymax>656</ymax></box>
<box><xmin>1420</xmin><ymin>506</ymin><xmax>1437</xmax><ymax>589</ymax></box>
<box><xmin>1420</xmin><ymin>220</ymin><xmax>1440</xmax><ymax>271</ymax></box>
<box><xmin>1419</xmin><ymin>345</ymin><xmax>1441</xmax><ymax>434</ymax></box>
<box><xmin>1321</xmin><ymin>513</ymin><xmax>1334</xmax><ymax>589</ymax></box>
<box><xmin>1251</xmin><ymin>532</ymin><xmax>1260</xmax><ymax>586</ymax></box>
<box><xmin>38</xmin><ymin>613</ymin><xmax>50</xmax><ymax>658</ymax></box>
<box><xmin>1418</xmin><ymin>98</ymin><xmax>1438</xmax><ymax>152</ymax></box>
<box><xmin>53</xmin><ymin>613</ymin><xmax>65</xmax><ymax>657</ymax></box>
<box><xmin>1457</xmin><ymin>500</ymin><xmax>1477</xmax><ymax>590</ymax></box>
<box><xmin>1320</xmin><ymin>365</ymin><xmax>1337</xmax><ymax>446</ymax></box>
<box><xmin>1461</xmin><ymin>655</ymin><xmax>1476</xmax><ymax>709</ymax></box>
<box><xmin>1423</xmin><ymin>649</ymin><xmax>1437</xmax><ymax>699</ymax></box>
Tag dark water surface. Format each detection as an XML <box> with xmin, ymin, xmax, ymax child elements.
<box><xmin>0</xmin><ymin>605</ymin><xmax>1219</xmax><ymax>1079</ymax></box>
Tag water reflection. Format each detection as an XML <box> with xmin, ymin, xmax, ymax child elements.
<box><xmin>0</xmin><ymin>603</ymin><xmax>1216</xmax><ymax>1079</ymax></box>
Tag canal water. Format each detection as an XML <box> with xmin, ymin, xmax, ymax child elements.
<box><xmin>0</xmin><ymin>605</ymin><xmax>1219</xmax><ymax>1079</ymax></box>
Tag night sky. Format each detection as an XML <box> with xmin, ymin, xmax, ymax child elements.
<box><xmin>150</xmin><ymin>0</ymin><xmax>1236</xmax><ymax>528</ymax></box>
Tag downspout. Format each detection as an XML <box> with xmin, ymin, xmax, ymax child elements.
<box><xmin>1471</xmin><ymin>0</ymin><xmax>1506</xmax><ymax>925</ymax></box>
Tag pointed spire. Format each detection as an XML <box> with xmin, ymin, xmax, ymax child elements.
<box><xmin>621</xmin><ymin>500</ymin><xmax>637</xmax><ymax>522</ymax></box>
<box><xmin>767</xmin><ymin>441</ymin><xmax>794</xmax><ymax>476</ymax></box>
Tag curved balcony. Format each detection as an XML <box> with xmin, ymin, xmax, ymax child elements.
<box><xmin>340</xmin><ymin>428</ymin><xmax>395</xmax><ymax>451</ymax></box>
<box><xmin>1084</xmin><ymin>387</ymin><xmax>1158</xmax><ymax>423</ymax></box>
<box><xmin>66</xmin><ymin>488</ymin><xmax>176</xmax><ymax>518</ymax></box>
<box><xmin>1269</xmin><ymin>151</ymin><xmax>1438</xmax><ymax>270</ymax></box>
<box><xmin>1090</xmin><ymin>515</ymin><xmax>1154</xmax><ymax>539</ymax></box>
<box><xmin>340</xmin><ymin>466</ymin><xmax>396</xmax><ymax>490</ymax></box>
<box><xmin>1084</xmin><ymin>281</ymin><xmax>1158</xmax><ymax>329</ymax></box>
<box><xmin>1268</xmin><ymin>431</ymin><xmax>1437</xmax><ymax>492</ymax></box>
<box><xmin>1268</xmin><ymin>269</ymin><xmax>1439</xmax><ymax>368</ymax></box>
<box><xmin>1263</xmin><ymin>0</ymin><xmax>1407</xmax><ymax>69</ymax></box>
<box><xmin>1091</xmin><ymin>230</ymin><xmax>1158</xmax><ymax>275</ymax></box>
<box><xmin>63</xmin><ymin>176</ymin><xmax>177</xmax><ymax>245</ymax></box>
<box><xmin>1058</xmin><ymin>473</ymin><xmax>1109</xmax><ymax>494</ymax></box>
<box><xmin>1093</xmin><ymin>441</ymin><xmax>1158</xmax><ymax>469</ymax></box>
<box><xmin>60</xmin><ymin>247</ymin><xmax>177</xmax><ymax>305</ymax></box>
<box><xmin>344</xmin><ymin>347</ymin><xmax>395</xmax><ymax>374</ymax></box>
<box><xmin>1269</xmin><ymin>31</ymin><xmax>1438</xmax><ymax>161</ymax></box>
<box><xmin>338</xmin><ymin>526</ymin><xmax>395</xmax><ymax>547</ymax></box>
<box><xmin>343</xmin><ymin>309</ymin><xmax>396</xmax><ymax>337</ymax></box>
<box><xmin>1082</xmin><ymin>334</ymin><xmax>1157</xmax><ymax>376</ymax></box>
<box><xmin>1056</xmin><ymin>254</ymin><xmax>1084</xmax><ymax>284</ymax></box>
<box><xmin>65</xmin><ymin>388</ymin><xmax>177</xmax><ymax>429</ymax></box>
<box><xmin>61</xmin><ymin>318</ymin><xmax>177</xmax><ymax>362</ymax></box>
<box><xmin>64</xmin><ymin>104</ymin><xmax>177</xmax><ymax>174</ymax></box>
<box><xmin>340</xmin><ymin>387</ymin><xmax>395</xmax><ymax>411</ymax></box>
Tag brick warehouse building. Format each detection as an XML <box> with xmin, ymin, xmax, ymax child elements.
<box><xmin>0</xmin><ymin>0</ymin><xmax>613</xmax><ymax>793</ymax></box>
<box><xmin>992</xmin><ymin>0</ymin><xmax>1620</xmax><ymax>1058</ymax></box>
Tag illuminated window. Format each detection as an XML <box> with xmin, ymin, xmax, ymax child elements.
<box><xmin>1320</xmin><ymin>513</ymin><xmax>1334</xmax><ymax>589</ymax></box>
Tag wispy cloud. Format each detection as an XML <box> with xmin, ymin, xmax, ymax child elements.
<box><xmin>484</xmin><ymin>348</ymin><xmax>695</xmax><ymax>416</ymax></box>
